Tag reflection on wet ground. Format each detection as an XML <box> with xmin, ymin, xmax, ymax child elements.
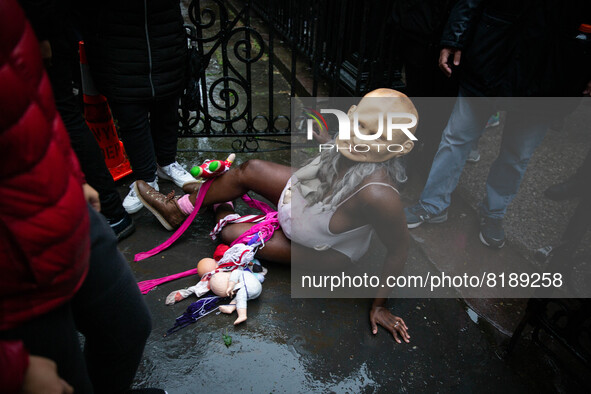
<box><xmin>119</xmin><ymin>196</ymin><xmax>570</xmax><ymax>393</ymax></box>
<box><xmin>115</xmin><ymin>2</ymin><xmax>589</xmax><ymax>391</ymax></box>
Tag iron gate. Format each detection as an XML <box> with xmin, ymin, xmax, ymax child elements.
<box><xmin>177</xmin><ymin>0</ymin><xmax>406</xmax><ymax>153</ymax></box>
<box><xmin>178</xmin><ymin>0</ymin><xmax>291</xmax><ymax>153</ymax></box>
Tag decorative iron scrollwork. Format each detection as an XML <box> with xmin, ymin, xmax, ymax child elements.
<box><xmin>178</xmin><ymin>0</ymin><xmax>290</xmax><ymax>152</ymax></box>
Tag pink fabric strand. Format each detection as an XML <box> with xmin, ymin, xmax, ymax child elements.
<box><xmin>134</xmin><ymin>179</ymin><xmax>213</xmax><ymax>261</ymax></box>
<box><xmin>230</xmin><ymin>212</ymin><xmax>279</xmax><ymax>247</ymax></box>
<box><xmin>242</xmin><ymin>194</ymin><xmax>275</xmax><ymax>214</ymax></box>
<box><xmin>137</xmin><ymin>268</ymin><xmax>199</xmax><ymax>294</ymax></box>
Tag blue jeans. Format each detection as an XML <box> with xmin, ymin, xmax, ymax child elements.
<box><xmin>420</xmin><ymin>91</ymin><xmax>551</xmax><ymax>219</ymax></box>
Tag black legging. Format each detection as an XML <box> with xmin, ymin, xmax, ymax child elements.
<box><xmin>46</xmin><ymin>27</ymin><xmax>127</xmax><ymax>222</ymax></box>
<box><xmin>109</xmin><ymin>97</ymin><xmax>180</xmax><ymax>182</ymax></box>
<box><xmin>0</xmin><ymin>206</ymin><xmax>151</xmax><ymax>393</ymax></box>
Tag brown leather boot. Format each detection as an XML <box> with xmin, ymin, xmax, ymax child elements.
<box><xmin>134</xmin><ymin>180</ymin><xmax>187</xmax><ymax>230</ymax></box>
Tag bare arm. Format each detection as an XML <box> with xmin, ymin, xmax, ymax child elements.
<box><xmin>362</xmin><ymin>185</ymin><xmax>411</xmax><ymax>343</ymax></box>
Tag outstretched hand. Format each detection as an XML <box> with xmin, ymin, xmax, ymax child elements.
<box><xmin>370</xmin><ymin>306</ymin><xmax>410</xmax><ymax>344</ymax></box>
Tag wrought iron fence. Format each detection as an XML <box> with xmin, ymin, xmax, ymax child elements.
<box><xmin>178</xmin><ymin>0</ymin><xmax>405</xmax><ymax>152</ymax></box>
<box><xmin>179</xmin><ymin>0</ymin><xmax>291</xmax><ymax>152</ymax></box>
<box><xmin>250</xmin><ymin>0</ymin><xmax>404</xmax><ymax>96</ymax></box>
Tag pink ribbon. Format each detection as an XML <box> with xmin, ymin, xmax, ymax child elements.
<box><xmin>137</xmin><ymin>268</ymin><xmax>199</xmax><ymax>294</ymax></box>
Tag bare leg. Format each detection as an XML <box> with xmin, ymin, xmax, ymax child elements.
<box><xmin>189</xmin><ymin>160</ymin><xmax>292</xmax><ymax>207</ymax></box>
<box><xmin>216</xmin><ymin>202</ymin><xmax>349</xmax><ymax>267</ymax></box>
<box><xmin>215</xmin><ymin>203</ymin><xmax>291</xmax><ymax>264</ymax></box>
<box><xmin>219</xmin><ymin>300</ymin><xmax>236</xmax><ymax>314</ymax></box>
<box><xmin>134</xmin><ymin>159</ymin><xmax>293</xmax><ymax>237</ymax></box>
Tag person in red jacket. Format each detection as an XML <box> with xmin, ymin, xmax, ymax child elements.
<box><xmin>0</xmin><ymin>0</ymin><xmax>154</xmax><ymax>392</ymax></box>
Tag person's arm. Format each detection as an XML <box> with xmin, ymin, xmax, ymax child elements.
<box><xmin>440</xmin><ymin>0</ymin><xmax>485</xmax><ymax>49</ymax></box>
<box><xmin>45</xmin><ymin>66</ymin><xmax>96</xmax><ymax>209</ymax></box>
<box><xmin>0</xmin><ymin>340</ymin><xmax>29</xmax><ymax>393</ymax></box>
<box><xmin>438</xmin><ymin>0</ymin><xmax>485</xmax><ymax>77</ymax></box>
<box><xmin>363</xmin><ymin>184</ymin><xmax>411</xmax><ymax>343</ymax></box>
<box><xmin>82</xmin><ymin>183</ymin><xmax>100</xmax><ymax>212</ymax></box>
<box><xmin>53</xmin><ymin>108</ymin><xmax>99</xmax><ymax>210</ymax></box>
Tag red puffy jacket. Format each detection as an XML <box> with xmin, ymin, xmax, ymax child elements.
<box><xmin>0</xmin><ymin>0</ymin><xmax>90</xmax><ymax>389</ymax></box>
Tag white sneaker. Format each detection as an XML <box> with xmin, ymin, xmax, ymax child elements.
<box><xmin>123</xmin><ymin>178</ymin><xmax>158</xmax><ymax>214</ymax></box>
<box><xmin>157</xmin><ymin>161</ymin><xmax>197</xmax><ymax>188</ymax></box>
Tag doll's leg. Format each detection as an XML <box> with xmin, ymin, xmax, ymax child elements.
<box><xmin>219</xmin><ymin>299</ymin><xmax>236</xmax><ymax>314</ymax></box>
<box><xmin>233</xmin><ymin>287</ymin><xmax>248</xmax><ymax>325</ymax></box>
<box><xmin>235</xmin><ymin>308</ymin><xmax>247</xmax><ymax>325</ymax></box>
<box><xmin>189</xmin><ymin>159</ymin><xmax>292</xmax><ymax>207</ymax></box>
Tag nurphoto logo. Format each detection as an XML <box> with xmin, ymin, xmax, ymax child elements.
<box><xmin>305</xmin><ymin>108</ymin><xmax>417</xmax><ymax>153</ymax></box>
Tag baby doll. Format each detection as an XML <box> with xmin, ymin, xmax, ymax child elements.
<box><xmin>165</xmin><ymin>249</ymin><xmax>266</xmax><ymax>307</ymax></box>
<box><xmin>209</xmin><ymin>267</ymin><xmax>262</xmax><ymax>325</ymax></box>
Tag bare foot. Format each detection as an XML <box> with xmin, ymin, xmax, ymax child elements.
<box><xmin>234</xmin><ymin>309</ymin><xmax>247</xmax><ymax>325</ymax></box>
<box><xmin>219</xmin><ymin>305</ymin><xmax>236</xmax><ymax>314</ymax></box>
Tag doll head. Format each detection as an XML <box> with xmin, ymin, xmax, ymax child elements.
<box><xmin>197</xmin><ymin>257</ymin><xmax>217</xmax><ymax>276</ymax></box>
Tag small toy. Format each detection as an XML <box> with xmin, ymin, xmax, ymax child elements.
<box><xmin>216</xmin><ymin>267</ymin><xmax>263</xmax><ymax>325</ymax></box>
<box><xmin>158</xmin><ymin>192</ymin><xmax>278</xmax><ymax>329</ymax></box>
<box><xmin>190</xmin><ymin>153</ymin><xmax>236</xmax><ymax>179</ymax></box>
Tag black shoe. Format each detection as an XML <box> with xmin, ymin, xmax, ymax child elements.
<box><xmin>107</xmin><ymin>212</ymin><xmax>136</xmax><ymax>241</ymax></box>
<box><xmin>404</xmin><ymin>203</ymin><xmax>448</xmax><ymax>229</ymax></box>
<box><xmin>479</xmin><ymin>215</ymin><xmax>505</xmax><ymax>249</ymax></box>
<box><xmin>544</xmin><ymin>176</ymin><xmax>583</xmax><ymax>201</ymax></box>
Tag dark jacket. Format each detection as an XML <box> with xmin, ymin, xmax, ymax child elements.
<box><xmin>441</xmin><ymin>0</ymin><xmax>591</xmax><ymax>96</ymax></box>
<box><xmin>82</xmin><ymin>0</ymin><xmax>187</xmax><ymax>103</ymax></box>
<box><xmin>0</xmin><ymin>0</ymin><xmax>90</xmax><ymax>389</ymax></box>
<box><xmin>393</xmin><ymin>0</ymin><xmax>458</xmax><ymax>66</ymax></box>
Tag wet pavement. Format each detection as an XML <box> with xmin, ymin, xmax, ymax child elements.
<box><xmin>115</xmin><ymin>171</ymin><xmax>574</xmax><ymax>393</ymax></box>
<box><xmin>454</xmin><ymin>102</ymin><xmax>591</xmax><ymax>255</ymax></box>
<box><xmin>111</xmin><ymin>3</ymin><xmax>591</xmax><ymax>391</ymax></box>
